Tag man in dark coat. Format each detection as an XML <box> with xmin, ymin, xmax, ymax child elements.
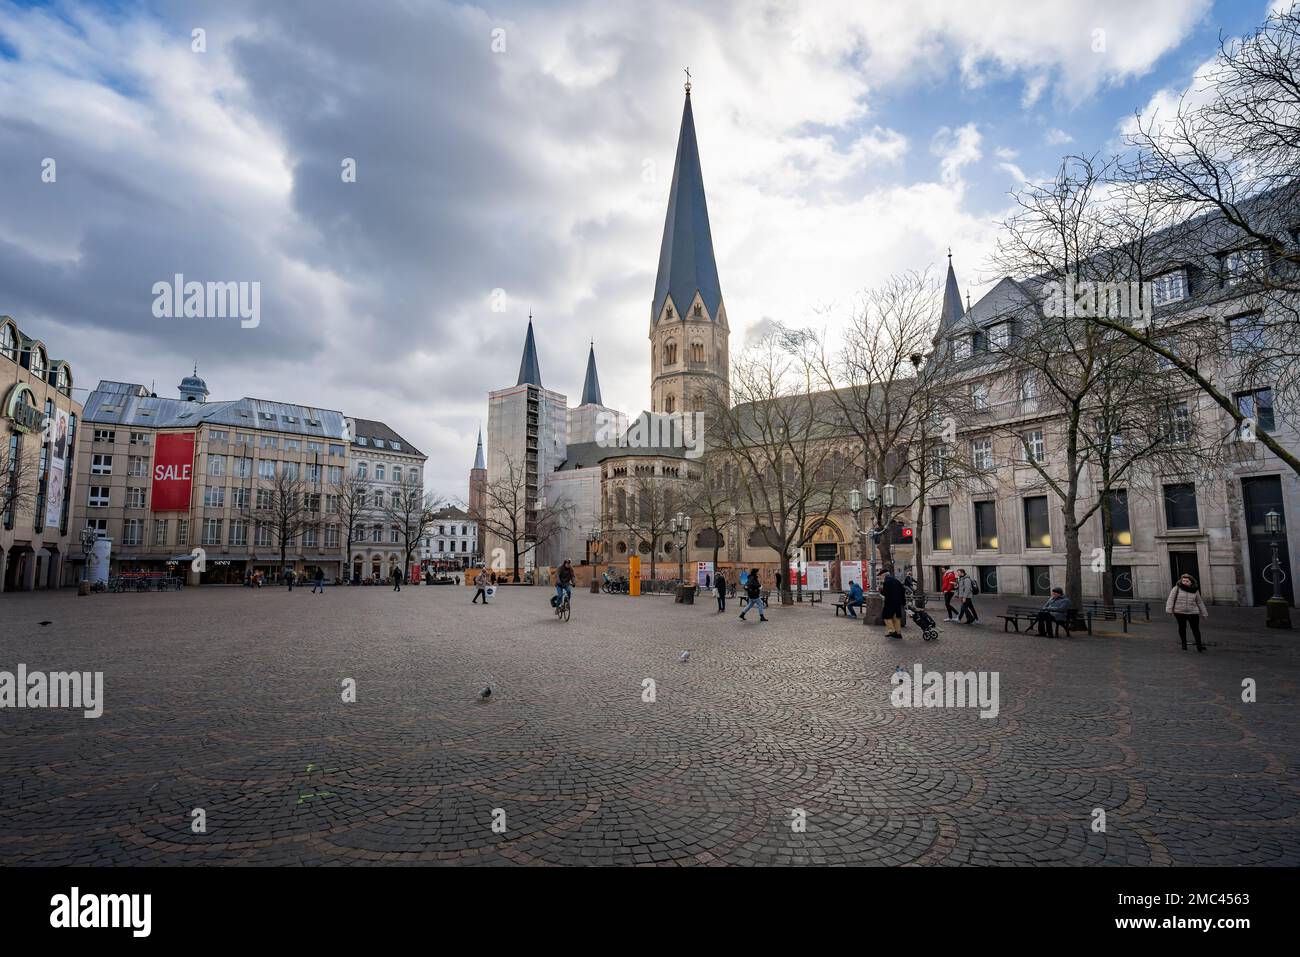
<box><xmin>880</xmin><ymin>571</ymin><xmax>906</xmax><ymax>639</ymax></box>
<box><xmin>715</xmin><ymin>570</ymin><xmax>727</xmax><ymax>613</ymax></box>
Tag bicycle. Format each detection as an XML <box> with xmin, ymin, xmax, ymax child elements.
<box><xmin>554</xmin><ymin>588</ymin><xmax>571</xmax><ymax>621</ymax></box>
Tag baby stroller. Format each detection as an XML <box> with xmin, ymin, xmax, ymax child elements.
<box><xmin>904</xmin><ymin>588</ymin><xmax>939</xmax><ymax>642</ymax></box>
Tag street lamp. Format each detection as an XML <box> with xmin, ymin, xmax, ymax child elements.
<box><xmin>671</xmin><ymin>511</ymin><xmax>691</xmax><ymax>586</ymax></box>
<box><xmin>1264</xmin><ymin>509</ymin><xmax>1292</xmax><ymax>629</ymax></box>
<box><xmin>78</xmin><ymin>527</ymin><xmax>96</xmax><ymax>596</ymax></box>
<box><xmin>587</xmin><ymin>524</ymin><xmax>602</xmax><ymax>592</ymax></box>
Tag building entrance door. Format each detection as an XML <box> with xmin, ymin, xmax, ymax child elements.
<box><xmin>1168</xmin><ymin>551</ymin><xmax>1201</xmax><ymax>589</ymax></box>
<box><xmin>1242</xmin><ymin>476</ymin><xmax>1293</xmax><ymax>606</ymax></box>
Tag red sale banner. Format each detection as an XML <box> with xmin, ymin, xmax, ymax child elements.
<box><xmin>151</xmin><ymin>432</ymin><xmax>195</xmax><ymax>512</ymax></box>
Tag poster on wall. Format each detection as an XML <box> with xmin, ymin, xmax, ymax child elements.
<box><xmin>695</xmin><ymin>561</ymin><xmax>714</xmax><ymax>587</ymax></box>
<box><xmin>44</xmin><ymin>408</ymin><xmax>69</xmax><ymax>528</ymax></box>
<box><xmin>840</xmin><ymin>560</ymin><xmax>864</xmax><ymax>592</ymax></box>
<box><xmin>804</xmin><ymin>561</ymin><xmax>829</xmax><ymax>591</ymax></box>
<box><xmin>151</xmin><ymin>432</ymin><xmax>196</xmax><ymax>511</ymax></box>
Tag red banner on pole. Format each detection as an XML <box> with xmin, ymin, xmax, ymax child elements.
<box><xmin>151</xmin><ymin>432</ymin><xmax>195</xmax><ymax>511</ymax></box>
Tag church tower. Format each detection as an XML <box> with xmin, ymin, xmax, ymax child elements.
<box><xmin>650</xmin><ymin>79</ymin><xmax>729</xmax><ymax>414</ymax></box>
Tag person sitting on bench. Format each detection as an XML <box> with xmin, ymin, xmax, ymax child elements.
<box><xmin>1036</xmin><ymin>588</ymin><xmax>1072</xmax><ymax>636</ymax></box>
<box><xmin>844</xmin><ymin>580</ymin><xmax>865</xmax><ymax>618</ymax></box>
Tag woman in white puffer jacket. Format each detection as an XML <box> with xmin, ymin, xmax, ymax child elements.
<box><xmin>1166</xmin><ymin>573</ymin><xmax>1208</xmax><ymax>652</ymax></box>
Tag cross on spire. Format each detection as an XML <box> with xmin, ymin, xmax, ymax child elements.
<box><xmin>684</xmin><ymin>67</ymin><xmax>691</xmax><ymax>94</ymax></box>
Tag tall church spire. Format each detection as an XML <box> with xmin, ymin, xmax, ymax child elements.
<box><xmin>652</xmin><ymin>86</ymin><xmax>722</xmax><ymax>326</ymax></box>
<box><xmin>516</xmin><ymin>315</ymin><xmax>542</xmax><ymax>387</ymax></box>
<box><xmin>938</xmin><ymin>252</ymin><xmax>965</xmax><ymax>335</ymax></box>
<box><xmin>473</xmin><ymin>425</ymin><xmax>485</xmax><ymax>470</ymax></box>
<box><xmin>580</xmin><ymin>342</ymin><xmax>603</xmax><ymax>406</ymax></box>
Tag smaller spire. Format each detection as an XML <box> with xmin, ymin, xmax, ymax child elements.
<box><xmin>580</xmin><ymin>342</ymin><xmax>603</xmax><ymax>407</ymax></box>
<box><xmin>473</xmin><ymin>425</ymin><xmax>485</xmax><ymax>471</ymax></box>
<box><xmin>516</xmin><ymin>317</ymin><xmax>543</xmax><ymax>387</ymax></box>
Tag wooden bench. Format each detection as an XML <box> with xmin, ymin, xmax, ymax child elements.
<box><xmin>1000</xmin><ymin>605</ymin><xmax>1092</xmax><ymax>637</ymax></box>
<box><xmin>835</xmin><ymin>595</ymin><xmax>866</xmax><ymax>617</ymax></box>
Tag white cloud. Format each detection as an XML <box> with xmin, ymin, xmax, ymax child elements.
<box><xmin>1045</xmin><ymin>128</ymin><xmax>1075</xmax><ymax>145</ymax></box>
<box><xmin>931</xmin><ymin>123</ymin><xmax>983</xmax><ymax>184</ymax></box>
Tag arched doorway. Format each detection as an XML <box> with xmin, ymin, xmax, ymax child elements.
<box><xmin>804</xmin><ymin>519</ymin><xmax>845</xmax><ymax>562</ymax></box>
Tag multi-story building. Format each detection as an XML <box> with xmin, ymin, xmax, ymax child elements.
<box><xmin>423</xmin><ymin>506</ymin><xmax>477</xmax><ymax>570</ymax></box>
<box><xmin>74</xmin><ymin>373</ymin><xmax>351</xmax><ymax>583</ymax></box>
<box><xmin>484</xmin><ymin>319</ymin><xmax>568</xmax><ymax>571</ymax></box>
<box><xmin>346</xmin><ymin>417</ymin><xmax>426</xmax><ymax>582</ymax></box>
<box><xmin>0</xmin><ymin>315</ymin><xmax>83</xmax><ymax>591</ymax></box>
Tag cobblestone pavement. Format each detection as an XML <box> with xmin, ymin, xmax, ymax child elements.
<box><xmin>1</xmin><ymin>584</ymin><xmax>1297</xmax><ymax>866</ymax></box>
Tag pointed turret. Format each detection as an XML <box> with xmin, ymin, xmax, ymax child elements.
<box><xmin>934</xmin><ymin>251</ymin><xmax>965</xmax><ymax>343</ymax></box>
<box><xmin>516</xmin><ymin>316</ymin><xmax>542</xmax><ymax>387</ymax></box>
<box><xmin>652</xmin><ymin>87</ymin><xmax>723</xmax><ymax>325</ymax></box>
<box><xmin>473</xmin><ymin>426</ymin><xmax>485</xmax><ymax>470</ymax></box>
<box><xmin>580</xmin><ymin>343</ymin><xmax>602</xmax><ymax>406</ymax></box>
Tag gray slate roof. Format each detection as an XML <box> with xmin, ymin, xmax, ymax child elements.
<box><xmin>350</xmin><ymin>417</ymin><xmax>424</xmax><ymax>458</ymax></box>
<box><xmin>652</xmin><ymin>91</ymin><xmax>723</xmax><ymax>323</ymax></box>
<box><xmin>83</xmin><ymin>381</ymin><xmax>349</xmax><ymax>439</ymax></box>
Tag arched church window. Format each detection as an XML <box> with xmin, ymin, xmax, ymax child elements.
<box><xmin>664</xmin><ymin>341</ymin><xmax>677</xmax><ymax>365</ymax></box>
<box><xmin>691</xmin><ymin>342</ymin><xmax>704</xmax><ymax>363</ymax></box>
<box><xmin>693</xmin><ymin>303</ymin><xmax>702</xmax><ymax>318</ymax></box>
<box><xmin>664</xmin><ymin>395</ymin><xmax>676</xmax><ymax>413</ymax></box>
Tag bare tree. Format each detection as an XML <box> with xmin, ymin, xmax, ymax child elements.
<box><xmin>624</xmin><ymin>471</ymin><xmax>680</xmax><ymax>582</ymax></box>
<box><xmin>0</xmin><ymin>436</ymin><xmax>37</xmax><ymax>527</ymax></box>
<box><xmin>708</xmin><ymin>330</ymin><xmax>854</xmax><ymax>605</ymax></box>
<box><xmin>683</xmin><ymin>456</ymin><xmax>741</xmax><ymax>572</ymax></box>
<box><xmin>992</xmin><ymin>155</ymin><xmax>1220</xmax><ymax>601</ymax></box>
<box><xmin>251</xmin><ymin>466</ymin><xmax>314</xmax><ymax>574</ymax></box>
<box><xmin>480</xmin><ymin>453</ymin><xmax>573</xmax><ymax>582</ymax></box>
<box><xmin>383</xmin><ymin>471</ymin><xmax>443</xmax><ymax>576</ymax></box>
<box><xmin>805</xmin><ymin>271</ymin><xmax>987</xmax><ymax>592</ymax></box>
<box><xmin>1097</xmin><ymin>6</ymin><xmax>1300</xmax><ymax>472</ymax></box>
<box><xmin>332</xmin><ymin>467</ymin><xmax>372</xmax><ymax>579</ymax></box>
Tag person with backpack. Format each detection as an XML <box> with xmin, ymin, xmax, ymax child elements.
<box><xmin>955</xmin><ymin>569</ymin><xmax>979</xmax><ymax>623</ymax></box>
<box><xmin>739</xmin><ymin>568</ymin><xmax>767</xmax><ymax>622</ymax></box>
<box><xmin>1166</xmin><ymin>573</ymin><xmax>1209</xmax><ymax>652</ymax></box>
<box><xmin>941</xmin><ymin>566</ymin><xmax>958</xmax><ymax>621</ymax></box>
<box><xmin>311</xmin><ymin>567</ymin><xmax>326</xmax><ymax>594</ymax></box>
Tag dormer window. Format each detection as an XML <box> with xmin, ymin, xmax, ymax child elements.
<box><xmin>988</xmin><ymin>323</ymin><xmax>1011</xmax><ymax>351</ymax></box>
<box><xmin>1222</xmin><ymin>247</ymin><xmax>1265</xmax><ymax>287</ymax></box>
<box><xmin>1151</xmin><ymin>269</ymin><xmax>1187</xmax><ymax>306</ymax></box>
<box><xmin>954</xmin><ymin>337</ymin><xmax>972</xmax><ymax>361</ymax></box>
<box><xmin>29</xmin><ymin>347</ymin><xmax>46</xmax><ymax>380</ymax></box>
<box><xmin>0</xmin><ymin>323</ymin><xmax>15</xmax><ymax>361</ymax></box>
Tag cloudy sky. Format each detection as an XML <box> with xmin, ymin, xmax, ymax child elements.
<box><xmin>0</xmin><ymin>0</ymin><xmax>1282</xmax><ymax>495</ymax></box>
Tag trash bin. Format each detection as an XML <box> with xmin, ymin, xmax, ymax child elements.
<box><xmin>677</xmin><ymin>584</ymin><xmax>696</xmax><ymax>604</ymax></box>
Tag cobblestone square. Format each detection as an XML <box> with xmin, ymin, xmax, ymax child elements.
<box><xmin>0</xmin><ymin>585</ymin><xmax>1297</xmax><ymax>866</ymax></box>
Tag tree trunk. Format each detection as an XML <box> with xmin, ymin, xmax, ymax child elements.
<box><xmin>1100</xmin><ymin>505</ymin><xmax>1115</xmax><ymax>607</ymax></box>
<box><xmin>1063</xmin><ymin>513</ymin><xmax>1082</xmax><ymax>605</ymax></box>
<box><xmin>512</xmin><ymin>542</ymin><xmax>520</xmax><ymax>583</ymax></box>
<box><xmin>779</xmin><ymin>553</ymin><xmax>792</xmax><ymax>605</ymax></box>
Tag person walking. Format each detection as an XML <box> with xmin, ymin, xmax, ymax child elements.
<box><xmin>955</xmin><ymin>569</ymin><xmax>979</xmax><ymax>623</ymax></box>
<box><xmin>880</xmin><ymin>570</ymin><xmax>906</xmax><ymax>639</ymax></box>
<box><xmin>941</xmin><ymin>566</ymin><xmax>958</xmax><ymax>621</ymax></box>
<box><xmin>1166</xmin><ymin>573</ymin><xmax>1208</xmax><ymax>652</ymax></box>
<box><xmin>715</xmin><ymin>569</ymin><xmax>727</xmax><ymax>613</ymax></box>
<box><xmin>1034</xmin><ymin>587</ymin><xmax>1071</xmax><ymax>636</ymax></box>
<box><xmin>284</xmin><ymin>567</ymin><xmax>294</xmax><ymax>592</ymax></box>
<box><xmin>311</xmin><ymin>567</ymin><xmax>326</xmax><ymax>594</ymax></box>
<box><xmin>845</xmin><ymin>579</ymin><xmax>865</xmax><ymax>619</ymax></box>
<box><xmin>739</xmin><ymin>568</ymin><xmax>767</xmax><ymax>622</ymax></box>
<box><xmin>472</xmin><ymin>570</ymin><xmax>490</xmax><ymax>604</ymax></box>
<box><xmin>392</xmin><ymin>566</ymin><xmax>402</xmax><ymax>592</ymax></box>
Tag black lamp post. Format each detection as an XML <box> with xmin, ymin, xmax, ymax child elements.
<box><xmin>1264</xmin><ymin>509</ymin><xmax>1291</xmax><ymax>629</ymax></box>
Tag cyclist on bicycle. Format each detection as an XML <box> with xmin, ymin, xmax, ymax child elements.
<box><xmin>555</xmin><ymin>560</ymin><xmax>575</xmax><ymax>608</ymax></box>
